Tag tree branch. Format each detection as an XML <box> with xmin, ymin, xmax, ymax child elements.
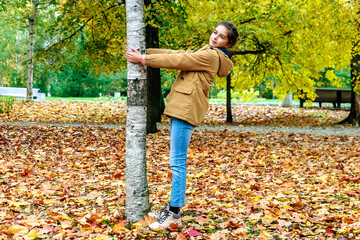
<box><xmin>239</xmin><ymin>17</ymin><xmax>257</xmax><ymax>25</ymax></box>
<box><xmin>230</xmin><ymin>49</ymin><xmax>266</xmax><ymax>55</ymax></box>
<box><xmin>42</xmin><ymin>17</ymin><xmax>93</xmax><ymax>53</ymax></box>
<box><xmin>40</xmin><ymin>3</ymin><xmax>119</xmax><ymax>53</ymax></box>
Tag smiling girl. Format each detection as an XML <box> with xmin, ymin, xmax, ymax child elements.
<box><xmin>126</xmin><ymin>21</ymin><xmax>238</xmax><ymax>230</ymax></box>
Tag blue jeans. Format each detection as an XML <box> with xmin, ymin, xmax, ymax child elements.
<box><xmin>169</xmin><ymin>118</ymin><xmax>194</xmax><ymax>207</ymax></box>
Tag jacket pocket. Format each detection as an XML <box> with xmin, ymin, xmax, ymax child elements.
<box><xmin>174</xmin><ymin>85</ymin><xmax>193</xmax><ymax>95</ymax></box>
<box><xmin>166</xmin><ymin>83</ymin><xmax>194</xmax><ymax>116</ymax></box>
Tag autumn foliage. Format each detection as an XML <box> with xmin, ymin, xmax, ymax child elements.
<box><xmin>0</xmin><ymin>101</ymin><xmax>359</xmax><ymax>239</ymax></box>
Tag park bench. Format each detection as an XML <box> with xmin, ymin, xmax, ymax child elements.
<box><xmin>0</xmin><ymin>87</ymin><xmax>44</xmax><ymax>100</ymax></box>
<box><xmin>300</xmin><ymin>88</ymin><xmax>351</xmax><ymax>108</ymax></box>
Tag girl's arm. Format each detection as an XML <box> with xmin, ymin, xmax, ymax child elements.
<box><xmin>147</xmin><ymin>48</ymin><xmax>186</xmax><ymax>55</ymax></box>
<box><xmin>126</xmin><ymin>48</ymin><xmax>186</xmax><ymax>64</ymax></box>
<box><xmin>126</xmin><ymin>47</ymin><xmax>224</xmax><ymax>73</ymax></box>
<box><xmin>145</xmin><ymin>50</ymin><xmax>218</xmax><ymax>72</ymax></box>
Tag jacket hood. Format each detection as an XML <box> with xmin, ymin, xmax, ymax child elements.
<box><xmin>213</xmin><ymin>47</ymin><xmax>233</xmax><ymax>77</ymax></box>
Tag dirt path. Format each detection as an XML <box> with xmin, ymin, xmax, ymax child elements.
<box><xmin>2</xmin><ymin>121</ymin><xmax>360</xmax><ymax>136</ymax></box>
<box><xmin>195</xmin><ymin>124</ymin><xmax>360</xmax><ymax>136</ymax></box>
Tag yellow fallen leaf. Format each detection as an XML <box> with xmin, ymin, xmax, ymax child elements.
<box><xmin>113</xmin><ymin>223</ymin><xmax>125</xmax><ymax>232</ymax></box>
<box><xmin>8</xmin><ymin>201</ymin><xmax>29</xmax><ymax>207</ymax></box>
<box><xmin>259</xmin><ymin>230</ymin><xmax>272</xmax><ymax>239</ymax></box>
<box><xmin>133</xmin><ymin>222</ymin><xmax>143</xmax><ymax>228</ymax></box>
<box><xmin>27</xmin><ymin>229</ymin><xmax>39</xmax><ymax>239</ymax></box>
<box><xmin>93</xmin><ymin>235</ymin><xmax>109</xmax><ymax>240</ymax></box>
<box><xmin>6</xmin><ymin>225</ymin><xmax>29</xmax><ymax>235</ymax></box>
<box><xmin>261</xmin><ymin>210</ymin><xmax>278</xmax><ymax>224</ymax></box>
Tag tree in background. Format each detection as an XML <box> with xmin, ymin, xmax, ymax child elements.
<box><xmin>341</xmin><ymin>3</ymin><xmax>360</xmax><ymax>126</ymax></box>
<box><xmin>11</xmin><ymin>0</ymin><xmax>58</xmax><ymax>101</ymax></box>
<box><xmin>26</xmin><ymin>0</ymin><xmax>37</xmax><ymax>101</ymax></box>
<box><xmin>175</xmin><ymin>0</ymin><xmax>356</xmax><ymax>121</ymax></box>
<box><xmin>39</xmin><ymin>0</ymin><xmax>127</xmax><ymax>74</ymax></box>
<box><xmin>145</xmin><ymin>0</ymin><xmax>188</xmax><ymax>133</ymax></box>
<box><xmin>0</xmin><ymin>6</ymin><xmax>31</xmax><ymax>87</ymax></box>
<box><xmin>0</xmin><ymin>13</ymin><xmax>22</xmax><ymax>86</ymax></box>
<box><xmin>2</xmin><ymin>0</ymin><xmax>59</xmax><ymax>99</ymax></box>
<box><xmin>202</xmin><ymin>0</ymin><xmax>354</xmax><ymax>98</ymax></box>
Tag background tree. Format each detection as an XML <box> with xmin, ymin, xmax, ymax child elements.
<box><xmin>0</xmin><ymin>6</ymin><xmax>31</xmax><ymax>87</ymax></box>
<box><xmin>26</xmin><ymin>0</ymin><xmax>37</xmax><ymax>101</ymax></box>
<box><xmin>0</xmin><ymin>12</ymin><xmax>22</xmax><ymax>86</ymax></box>
<box><xmin>125</xmin><ymin>0</ymin><xmax>150</xmax><ymax>222</ymax></box>
<box><xmin>3</xmin><ymin>0</ymin><xmax>58</xmax><ymax>100</ymax></box>
<box><xmin>176</xmin><ymin>0</ymin><xmax>356</xmax><ymax>121</ymax></box>
<box><xmin>340</xmin><ymin>3</ymin><xmax>360</xmax><ymax>126</ymax></box>
<box><xmin>144</xmin><ymin>0</ymin><xmax>188</xmax><ymax>133</ymax></box>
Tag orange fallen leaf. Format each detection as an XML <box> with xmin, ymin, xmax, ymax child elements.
<box><xmin>195</xmin><ymin>216</ymin><xmax>209</xmax><ymax>225</ymax></box>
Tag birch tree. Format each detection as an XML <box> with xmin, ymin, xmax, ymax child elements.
<box><xmin>26</xmin><ymin>0</ymin><xmax>37</xmax><ymax>102</ymax></box>
<box><xmin>125</xmin><ymin>0</ymin><xmax>150</xmax><ymax>222</ymax></box>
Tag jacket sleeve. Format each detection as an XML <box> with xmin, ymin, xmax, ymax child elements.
<box><xmin>145</xmin><ymin>50</ymin><xmax>218</xmax><ymax>72</ymax></box>
<box><xmin>146</xmin><ymin>48</ymin><xmax>186</xmax><ymax>54</ymax></box>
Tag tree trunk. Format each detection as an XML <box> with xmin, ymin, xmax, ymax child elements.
<box><xmin>226</xmin><ymin>74</ymin><xmax>233</xmax><ymax>122</ymax></box>
<box><xmin>26</xmin><ymin>0</ymin><xmax>37</xmax><ymax>102</ymax></box>
<box><xmin>15</xmin><ymin>30</ymin><xmax>19</xmax><ymax>86</ymax></box>
<box><xmin>125</xmin><ymin>0</ymin><xmax>150</xmax><ymax>222</ymax></box>
<box><xmin>339</xmin><ymin>42</ymin><xmax>360</xmax><ymax>126</ymax></box>
<box><xmin>146</xmin><ymin>23</ymin><xmax>164</xmax><ymax>134</ymax></box>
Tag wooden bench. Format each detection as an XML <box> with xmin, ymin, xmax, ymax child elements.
<box><xmin>300</xmin><ymin>88</ymin><xmax>351</xmax><ymax>108</ymax></box>
<box><xmin>0</xmin><ymin>87</ymin><xmax>41</xmax><ymax>100</ymax></box>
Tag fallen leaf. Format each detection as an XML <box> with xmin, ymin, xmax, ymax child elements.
<box><xmin>6</xmin><ymin>225</ymin><xmax>29</xmax><ymax>235</ymax></box>
<box><xmin>183</xmin><ymin>229</ymin><xmax>200</xmax><ymax>237</ymax></box>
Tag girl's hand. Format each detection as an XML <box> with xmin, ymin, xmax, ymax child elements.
<box><xmin>126</xmin><ymin>47</ymin><xmax>142</xmax><ymax>64</ymax></box>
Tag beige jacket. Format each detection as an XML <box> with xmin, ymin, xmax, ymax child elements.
<box><xmin>145</xmin><ymin>45</ymin><xmax>233</xmax><ymax>127</ymax></box>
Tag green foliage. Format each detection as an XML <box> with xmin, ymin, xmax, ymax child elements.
<box><xmin>216</xmin><ymin>88</ymin><xmax>260</xmax><ymax>102</ymax></box>
<box><xmin>0</xmin><ymin>11</ymin><xmax>27</xmax><ymax>87</ymax></box>
<box><xmin>50</xmin><ymin>65</ymin><xmax>99</xmax><ymax>97</ymax></box>
<box><xmin>0</xmin><ymin>97</ymin><xmax>15</xmax><ymax>114</ymax></box>
<box><xmin>48</xmin><ymin>33</ymin><xmax>127</xmax><ymax>97</ymax></box>
<box><xmin>49</xmin><ymin>63</ymin><xmax>126</xmax><ymax>98</ymax></box>
<box><xmin>315</xmin><ymin>68</ymin><xmax>351</xmax><ymax>88</ymax></box>
<box><xmin>145</xmin><ymin>0</ymin><xmax>190</xmax><ymax>49</ymax></box>
<box><xmin>98</xmin><ymin>70</ymin><xmax>127</xmax><ymax>97</ymax></box>
<box><xmin>160</xmin><ymin>69</ymin><xmax>177</xmax><ymax>96</ymax></box>
<box><xmin>254</xmin><ymin>80</ymin><xmax>276</xmax><ymax>99</ymax></box>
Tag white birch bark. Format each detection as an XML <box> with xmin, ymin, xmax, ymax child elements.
<box><xmin>125</xmin><ymin>0</ymin><xmax>150</xmax><ymax>222</ymax></box>
<box><xmin>26</xmin><ymin>0</ymin><xmax>37</xmax><ymax>102</ymax></box>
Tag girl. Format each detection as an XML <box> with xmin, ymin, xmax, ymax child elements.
<box><xmin>126</xmin><ymin>21</ymin><xmax>238</xmax><ymax>230</ymax></box>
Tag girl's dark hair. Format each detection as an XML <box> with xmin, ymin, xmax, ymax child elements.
<box><xmin>217</xmin><ymin>21</ymin><xmax>239</xmax><ymax>48</ymax></box>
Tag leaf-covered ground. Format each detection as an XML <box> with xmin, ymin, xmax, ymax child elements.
<box><xmin>0</xmin><ymin>101</ymin><xmax>359</xmax><ymax>239</ymax></box>
<box><xmin>0</xmin><ymin>100</ymin><xmax>349</xmax><ymax>126</ymax></box>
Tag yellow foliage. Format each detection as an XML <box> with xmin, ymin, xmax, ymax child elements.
<box><xmin>184</xmin><ymin>0</ymin><xmax>357</xmax><ymax>97</ymax></box>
